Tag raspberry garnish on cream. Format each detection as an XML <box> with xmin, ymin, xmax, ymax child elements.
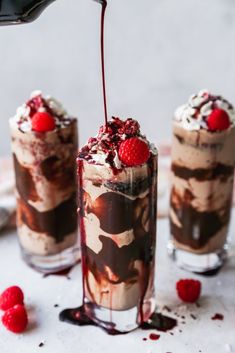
<box><xmin>32</xmin><ymin>112</ymin><xmax>55</xmax><ymax>132</ymax></box>
<box><xmin>11</xmin><ymin>91</ymin><xmax>71</xmax><ymax>133</ymax></box>
<box><xmin>78</xmin><ymin>117</ymin><xmax>156</xmax><ymax>170</ymax></box>
<box><xmin>174</xmin><ymin>89</ymin><xmax>235</xmax><ymax>131</ymax></box>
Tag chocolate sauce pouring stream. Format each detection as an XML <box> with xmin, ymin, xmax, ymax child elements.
<box><xmin>94</xmin><ymin>0</ymin><xmax>108</xmax><ymax>128</ymax></box>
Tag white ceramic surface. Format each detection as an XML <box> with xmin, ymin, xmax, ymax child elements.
<box><xmin>0</xmin><ymin>211</ymin><xmax>234</xmax><ymax>353</ymax></box>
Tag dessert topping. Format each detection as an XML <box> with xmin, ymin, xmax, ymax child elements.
<box><xmin>175</xmin><ymin>89</ymin><xmax>235</xmax><ymax>131</ymax></box>
<box><xmin>207</xmin><ymin>108</ymin><xmax>230</xmax><ymax>131</ymax></box>
<box><xmin>11</xmin><ymin>91</ymin><xmax>72</xmax><ymax>132</ymax></box>
<box><xmin>118</xmin><ymin>137</ymin><xmax>150</xmax><ymax>166</ymax></box>
<box><xmin>79</xmin><ymin>117</ymin><xmax>155</xmax><ymax>169</ymax></box>
<box><xmin>32</xmin><ymin>112</ymin><xmax>56</xmax><ymax>132</ymax></box>
<box><xmin>26</xmin><ymin>93</ymin><xmax>44</xmax><ymax>118</ymax></box>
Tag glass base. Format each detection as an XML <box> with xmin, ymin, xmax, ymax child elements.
<box><xmin>167</xmin><ymin>240</ymin><xmax>228</xmax><ymax>274</ymax></box>
<box><xmin>83</xmin><ymin>295</ymin><xmax>156</xmax><ymax>333</ymax></box>
<box><xmin>21</xmin><ymin>245</ymin><xmax>80</xmax><ymax>274</ymax></box>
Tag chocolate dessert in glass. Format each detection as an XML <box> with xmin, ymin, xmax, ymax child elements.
<box><xmin>169</xmin><ymin>90</ymin><xmax>235</xmax><ymax>273</ymax></box>
<box><xmin>9</xmin><ymin>91</ymin><xmax>79</xmax><ymax>273</ymax></box>
<box><xmin>77</xmin><ymin>117</ymin><xmax>158</xmax><ymax>333</ymax></box>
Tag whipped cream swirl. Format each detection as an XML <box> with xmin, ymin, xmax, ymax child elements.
<box><xmin>174</xmin><ymin>89</ymin><xmax>235</xmax><ymax>131</ymax></box>
<box><xmin>79</xmin><ymin>117</ymin><xmax>156</xmax><ymax>170</ymax></box>
<box><xmin>10</xmin><ymin>91</ymin><xmax>73</xmax><ymax>132</ymax></box>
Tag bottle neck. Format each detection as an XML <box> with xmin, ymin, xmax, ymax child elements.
<box><xmin>0</xmin><ymin>0</ymin><xmax>56</xmax><ymax>25</ymax></box>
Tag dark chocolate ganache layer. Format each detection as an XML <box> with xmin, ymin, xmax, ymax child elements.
<box><xmin>170</xmin><ymin>188</ymin><xmax>231</xmax><ymax>249</ymax></box>
<box><xmin>172</xmin><ymin>162</ymin><xmax>234</xmax><ymax>182</ymax></box>
<box><xmin>18</xmin><ymin>194</ymin><xmax>77</xmax><ymax>242</ymax></box>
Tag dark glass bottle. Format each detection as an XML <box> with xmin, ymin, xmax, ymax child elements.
<box><xmin>0</xmin><ymin>0</ymin><xmax>55</xmax><ymax>25</ymax></box>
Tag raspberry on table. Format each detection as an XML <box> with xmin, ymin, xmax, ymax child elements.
<box><xmin>176</xmin><ymin>279</ymin><xmax>201</xmax><ymax>303</ymax></box>
<box><xmin>0</xmin><ymin>286</ymin><xmax>24</xmax><ymax>311</ymax></box>
<box><xmin>2</xmin><ymin>304</ymin><xmax>28</xmax><ymax>334</ymax></box>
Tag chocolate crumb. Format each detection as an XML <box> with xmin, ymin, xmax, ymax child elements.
<box><xmin>211</xmin><ymin>313</ymin><xmax>224</xmax><ymax>321</ymax></box>
<box><xmin>54</xmin><ymin>304</ymin><xmax>59</xmax><ymax>308</ymax></box>
<box><xmin>163</xmin><ymin>305</ymin><xmax>172</xmax><ymax>312</ymax></box>
<box><xmin>190</xmin><ymin>314</ymin><xmax>197</xmax><ymax>320</ymax></box>
<box><xmin>39</xmin><ymin>342</ymin><xmax>44</xmax><ymax>347</ymax></box>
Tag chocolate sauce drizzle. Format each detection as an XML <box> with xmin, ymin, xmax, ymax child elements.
<box><xmin>18</xmin><ymin>194</ymin><xmax>77</xmax><ymax>242</ymax></box>
<box><xmin>14</xmin><ymin>153</ymin><xmax>77</xmax><ymax>242</ymax></box>
<box><xmin>170</xmin><ymin>188</ymin><xmax>231</xmax><ymax>249</ymax></box>
<box><xmin>172</xmin><ymin>162</ymin><xmax>234</xmax><ymax>182</ymax></box>
<box><xmin>94</xmin><ymin>0</ymin><xmax>108</xmax><ymax>127</ymax></box>
<box><xmin>13</xmin><ymin>154</ymin><xmax>39</xmax><ymax>203</ymax></box>
<box><xmin>100</xmin><ymin>0</ymin><xmax>108</xmax><ymax>127</ymax></box>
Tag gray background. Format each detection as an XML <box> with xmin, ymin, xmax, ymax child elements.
<box><xmin>0</xmin><ymin>0</ymin><xmax>235</xmax><ymax>156</ymax></box>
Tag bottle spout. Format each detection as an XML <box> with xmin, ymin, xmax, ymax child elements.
<box><xmin>93</xmin><ymin>0</ymin><xmax>107</xmax><ymax>4</ymax></box>
<box><xmin>0</xmin><ymin>0</ymin><xmax>56</xmax><ymax>25</ymax></box>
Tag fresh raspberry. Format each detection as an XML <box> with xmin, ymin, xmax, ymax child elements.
<box><xmin>176</xmin><ymin>279</ymin><xmax>201</xmax><ymax>303</ymax></box>
<box><xmin>2</xmin><ymin>305</ymin><xmax>28</xmax><ymax>333</ymax></box>
<box><xmin>207</xmin><ymin>109</ymin><xmax>230</xmax><ymax>131</ymax></box>
<box><xmin>118</xmin><ymin>137</ymin><xmax>150</xmax><ymax>166</ymax></box>
<box><xmin>0</xmin><ymin>286</ymin><xmax>24</xmax><ymax>311</ymax></box>
<box><xmin>32</xmin><ymin>112</ymin><xmax>56</xmax><ymax>132</ymax></box>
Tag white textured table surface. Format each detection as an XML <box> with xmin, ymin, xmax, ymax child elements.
<box><xmin>0</xmin><ymin>213</ymin><xmax>234</xmax><ymax>353</ymax></box>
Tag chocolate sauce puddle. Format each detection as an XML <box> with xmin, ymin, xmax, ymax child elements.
<box><xmin>59</xmin><ymin>306</ymin><xmax>177</xmax><ymax>335</ymax></box>
<box><xmin>43</xmin><ymin>260</ymin><xmax>80</xmax><ymax>278</ymax></box>
<box><xmin>59</xmin><ymin>305</ymin><xmax>126</xmax><ymax>335</ymax></box>
<box><xmin>140</xmin><ymin>312</ymin><xmax>177</xmax><ymax>332</ymax></box>
<box><xmin>194</xmin><ymin>266</ymin><xmax>223</xmax><ymax>277</ymax></box>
